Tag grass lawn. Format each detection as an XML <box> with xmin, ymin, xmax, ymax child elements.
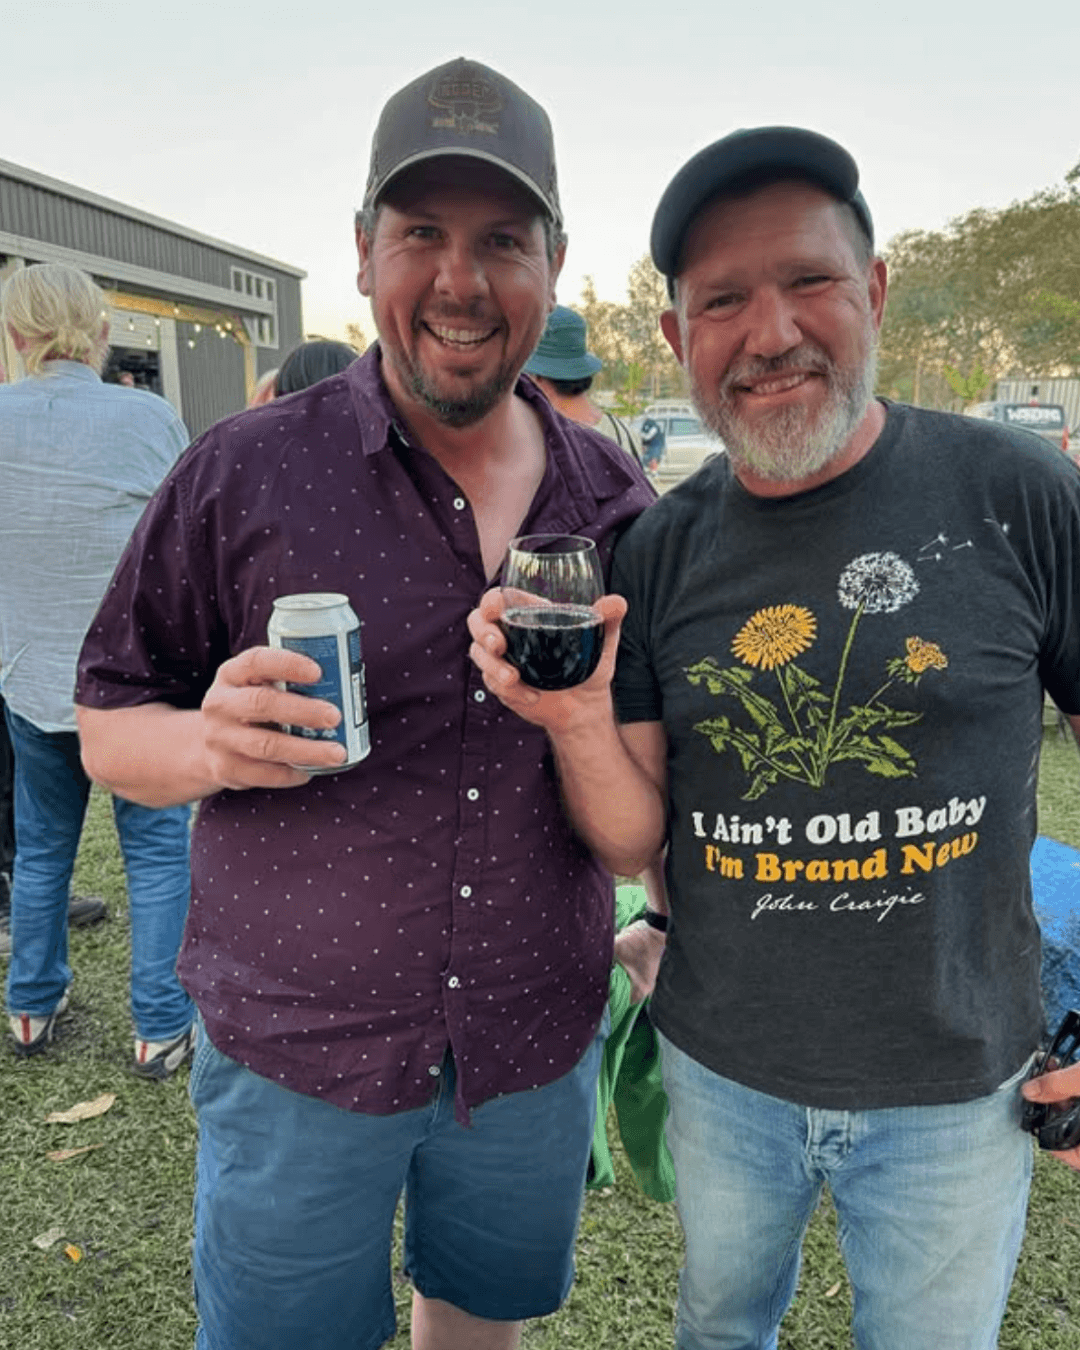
<box><xmin>1</xmin><ymin>728</ymin><xmax>1078</xmax><ymax>1348</ymax></box>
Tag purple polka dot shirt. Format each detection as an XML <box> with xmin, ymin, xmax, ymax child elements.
<box><xmin>76</xmin><ymin>348</ymin><xmax>655</xmax><ymax>1121</ymax></box>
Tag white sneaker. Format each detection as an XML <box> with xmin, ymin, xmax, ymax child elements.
<box><xmin>133</xmin><ymin>1025</ymin><xmax>196</xmax><ymax>1080</ymax></box>
<box><xmin>9</xmin><ymin>986</ymin><xmax>72</xmax><ymax>1056</ymax></box>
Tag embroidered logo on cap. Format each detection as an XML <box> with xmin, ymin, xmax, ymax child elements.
<box><xmin>428</xmin><ymin>66</ymin><xmax>502</xmax><ymax>136</ymax></box>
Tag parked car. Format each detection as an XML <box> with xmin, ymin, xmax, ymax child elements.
<box><xmin>633</xmin><ymin>401</ymin><xmax>724</xmax><ymax>482</ymax></box>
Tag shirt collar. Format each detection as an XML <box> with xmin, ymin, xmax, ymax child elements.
<box><xmin>37</xmin><ymin>360</ymin><xmax>102</xmax><ymax>383</ymax></box>
<box><xmin>342</xmin><ymin>344</ymin><xmax>644</xmax><ymax>512</ymax></box>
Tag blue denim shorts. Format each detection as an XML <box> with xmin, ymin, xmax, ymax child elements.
<box><xmin>190</xmin><ymin>1020</ymin><xmax>604</xmax><ymax>1350</ymax></box>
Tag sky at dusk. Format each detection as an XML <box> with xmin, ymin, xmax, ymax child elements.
<box><xmin>2</xmin><ymin>0</ymin><xmax>1078</xmax><ymax>344</ymax></box>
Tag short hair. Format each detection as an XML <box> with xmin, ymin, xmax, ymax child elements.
<box><xmin>275</xmin><ymin>340</ymin><xmax>359</xmax><ymax>396</ymax></box>
<box><xmin>545</xmin><ymin>375</ymin><xmax>594</xmax><ymax>397</ymax></box>
<box><xmin>0</xmin><ymin>262</ymin><xmax>109</xmax><ymax>375</ymax></box>
<box><xmin>354</xmin><ymin>202</ymin><xmax>566</xmax><ymax>267</ymax></box>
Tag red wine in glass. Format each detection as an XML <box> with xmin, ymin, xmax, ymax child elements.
<box><xmin>499</xmin><ymin>535</ymin><xmax>604</xmax><ymax>691</ymax></box>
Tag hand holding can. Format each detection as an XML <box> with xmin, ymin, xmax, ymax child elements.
<box><xmin>267</xmin><ymin>593</ymin><xmax>370</xmax><ymax>773</ymax></box>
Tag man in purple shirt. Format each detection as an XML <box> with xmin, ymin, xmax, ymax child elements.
<box><xmin>75</xmin><ymin>57</ymin><xmax>653</xmax><ymax>1350</ymax></box>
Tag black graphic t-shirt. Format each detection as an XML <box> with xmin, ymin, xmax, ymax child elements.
<box><xmin>612</xmin><ymin>401</ymin><xmax>1080</xmax><ymax>1109</ymax></box>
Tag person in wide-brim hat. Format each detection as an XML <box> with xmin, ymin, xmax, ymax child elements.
<box><xmin>525</xmin><ymin>306</ymin><xmax>642</xmax><ymax>462</ymax></box>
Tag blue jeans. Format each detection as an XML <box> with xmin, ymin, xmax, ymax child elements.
<box><xmin>189</xmin><ymin>1019</ymin><xmax>605</xmax><ymax>1350</ymax></box>
<box><xmin>659</xmin><ymin>1033</ymin><xmax>1033</xmax><ymax>1350</ymax></box>
<box><xmin>4</xmin><ymin>707</ymin><xmax>193</xmax><ymax>1042</ymax></box>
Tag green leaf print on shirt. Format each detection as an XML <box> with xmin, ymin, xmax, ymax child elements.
<box><xmin>687</xmin><ymin>552</ymin><xmax>948</xmax><ymax>799</ymax></box>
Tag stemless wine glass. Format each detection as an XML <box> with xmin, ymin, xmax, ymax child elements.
<box><xmin>499</xmin><ymin>534</ymin><xmax>604</xmax><ymax>690</ymax></box>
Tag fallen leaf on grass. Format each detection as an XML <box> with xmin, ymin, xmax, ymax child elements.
<box><xmin>63</xmin><ymin>1244</ymin><xmax>82</xmax><ymax>1263</ymax></box>
<box><xmin>45</xmin><ymin>1093</ymin><xmax>116</xmax><ymax>1125</ymax></box>
<box><xmin>47</xmin><ymin>1144</ymin><xmax>105</xmax><ymax>1163</ymax></box>
<box><xmin>32</xmin><ymin>1225</ymin><xmax>65</xmax><ymax>1251</ymax></box>
<box><xmin>825</xmin><ymin>1280</ymin><xmax>843</xmax><ymax>1298</ymax></box>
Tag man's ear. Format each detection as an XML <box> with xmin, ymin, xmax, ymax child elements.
<box><xmin>659</xmin><ymin>308</ymin><xmax>684</xmax><ymax>364</ymax></box>
<box><xmin>868</xmin><ymin>257</ymin><xmax>888</xmax><ymax>331</ymax></box>
<box><xmin>356</xmin><ymin>224</ymin><xmax>373</xmax><ymax>298</ymax></box>
<box><xmin>547</xmin><ymin>237</ymin><xmax>566</xmax><ymax>309</ymax></box>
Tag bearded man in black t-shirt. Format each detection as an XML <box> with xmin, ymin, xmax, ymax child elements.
<box><xmin>471</xmin><ymin>127</ymin><xmax>1080</xmax><ymax>1350</ymax></box>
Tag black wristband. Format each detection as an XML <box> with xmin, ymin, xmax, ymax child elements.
<box><xmin>642</xmin><ymin>909</ymin><xmax>669</xmax><ymax>934</ymax></box>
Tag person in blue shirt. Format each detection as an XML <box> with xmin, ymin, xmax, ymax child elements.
<box><xmin>0</xmin><ymin>261</ymin><xmax>194</xmax><ymax>1076</ymax></box>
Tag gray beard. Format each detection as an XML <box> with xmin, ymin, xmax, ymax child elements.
<box><xmin>693</xmin><ymin>340</ymin><xmax>878</xmax><ymax>483</ymax></box>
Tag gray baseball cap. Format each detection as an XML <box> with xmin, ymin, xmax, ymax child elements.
<box><xmin>362</xmin><ymin>57</ymin><xmax>562</xmax><ymax>229</ymax></box>
<box><xmin>651</xmin><ymin>126</ymin><xmax>874</xmax><ymax>282</ymax></box>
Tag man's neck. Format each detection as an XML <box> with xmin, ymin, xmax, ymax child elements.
<box><xmin>535</xmin><ymin>379</ymin><xmax>601</xmax><ymax>427</ymax></box>
<box><xmin>380</xmin><ymin>365</ymin><xmax>548</xmax><ymax>581</ymax></box>
<box><xmin>733</xmin><ymin>399</ymin><xmax>887</xmax><ymax>499</ymax></box>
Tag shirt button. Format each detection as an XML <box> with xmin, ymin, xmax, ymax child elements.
<box><xmin>428</xmin><ymin>1064</ymin><xmax>441</xmax><ymax>1076</ymax></box>
<box><xmin>460</xmin><ymin>885</ymin><xmax>472</xmax><ymax>898</ymax></box>
<box><xmin>447</xmin><ymin>976</ymin><xmax>461</xmax><ymax>989</ymax></box>
<box><xmin>473</xmin><ymin>690</ymin><xmax>486</xmax><ymax>702</ymax></box>
<box><xmin>452</xmin><ymin>496</ymin><xmax>466</xmax><ymax>511</ymax></box>
<box><xmin>466</xmin><ymin>788</ymin><xmax>480</xmax><ymax>801</ymax></box>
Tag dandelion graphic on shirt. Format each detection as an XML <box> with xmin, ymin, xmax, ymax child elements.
<box><xmin>687</xmin><ymin>552</ymin><xmax>948</xmax><ymax>800</ymax></box>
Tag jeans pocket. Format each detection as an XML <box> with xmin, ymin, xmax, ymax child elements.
<box><xmin>187</xmin><ymin>1020</ymin><xmax>216</xmax><ymax>1108</ymax></box>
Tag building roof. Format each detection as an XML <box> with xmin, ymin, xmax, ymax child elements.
<box><xmin>0</xmin><ymin>155</ymin><xmax>306</xmax><ymax>279</ymax></box>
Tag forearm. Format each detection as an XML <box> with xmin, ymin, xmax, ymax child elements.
<box><xmin>641</xmin><ymin>855</ymin><xmax>669</xmax><ymax>916</ymax></box>
<box><xmin>77</xmin><ymin>703</ymin><xmax>216</xmax><ymax>807</ymax></box>
<box><xmin>549</xmin><ymin>711</ymin><xmax>667</xmax><ymax>877</ymax></box>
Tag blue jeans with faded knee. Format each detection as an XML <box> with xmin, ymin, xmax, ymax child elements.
<box><xmin>4</xmin><ymin>706</ymin><xmax>193</xmax><ymax>1041</ymax></box>
<box><xmin>659</xmin><ymin>1032</ymin><xmax>1033</xmax><ymax>1350</ymax></box>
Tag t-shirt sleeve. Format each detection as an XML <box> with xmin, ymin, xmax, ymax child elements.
<box><xmin>1039</xmin><ymin>459</ymin><xmax>1080</xmax><ymax>714</ymax></box>
<box><xmin>610</xmin><ymin>526</ymin><xmax>663</xmax><ymax>724</ymax></box>
<box><xmin>75</xmin><ymin>464</ymin><xmax>227</xmax><ymax>711</ymax></box>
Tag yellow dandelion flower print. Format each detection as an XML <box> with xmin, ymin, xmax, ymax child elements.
<box><xmin>904</xmin><ymin>636</ymin><xmax>948</xmax><ymax>674</ymax></box>
<box><xmin>732</xmin><ymin>605</ymin><xmax>817</xmax><ymax>671</ymax></box>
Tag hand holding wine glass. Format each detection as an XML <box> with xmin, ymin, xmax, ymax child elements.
<box><xmin>499</xmin><ymin>535</ymin><xmax>605</xmax><ymax>690</ymax></box>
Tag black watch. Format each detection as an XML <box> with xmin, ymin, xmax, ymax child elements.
<box><xmin>642</xmin><ymin>909</ymin><xmax>669</xmax><ymax>934</ymax></box>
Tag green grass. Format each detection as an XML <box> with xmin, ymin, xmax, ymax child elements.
<box><xmin>1</xmin><ymin>728</ymin><xmax>1078</xmax><ymax>1348</ymax></box>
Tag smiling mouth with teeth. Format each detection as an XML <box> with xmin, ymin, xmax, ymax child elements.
<box><xmin>741</xmin><ymin>372</ymin><xmax>816</xmax><ymax>397</ymax></box>
<box><xmin>423</xmin><ymin>322</ymin><xmax>499</xmax><ymax>349</ymax></box>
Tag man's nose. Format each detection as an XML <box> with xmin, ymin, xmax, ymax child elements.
<box><xmin>433</xmin><ymin>239</ymin><xmax>488</xmax><ymax>302</ymax></box>
<box><xmin>743</xmin><ymin>288</ymin><xmax>801</xmax><ymax>358</ymax></box>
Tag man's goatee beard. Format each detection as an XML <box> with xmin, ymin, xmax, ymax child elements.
<box><xmin>694</xmin><ymin>340</ymin><xmax>879</xmax><ymax>483</ymax></box>
<box><xmin>408</xmin><ymin>366</ymin><xmax>516</xmax><ymax>428</ymax></box>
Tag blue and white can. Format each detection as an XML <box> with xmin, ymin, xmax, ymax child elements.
<box><xmin>268</xmin><ymin>592</ymin><xmax>370</xmax><ymax>773</ymax></box>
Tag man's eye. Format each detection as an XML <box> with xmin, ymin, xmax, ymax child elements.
<box><xmin>407</xmin><ymin>225</ymin><xmax>439</xmax><ymax>241</ymax></box>
<box><xmin>705</xmin><ymin>293</ymin><xmax>739</xmax><ymax>311</ymax></box>
<box><xmin>794</xmin><ymin>274</ymin><xmax>831</xmax><ymax>289</ymax></box>
<box><xmin>490</xmin><ymin>233</ymin><xmax>520</xmax><ymax>250</ymax></box>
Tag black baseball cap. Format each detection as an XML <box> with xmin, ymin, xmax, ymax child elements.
<box><xmin>363</xmin><ymin>57</ymin><xmax>562</xmax><ymax>229</ymax></box>
<box><xmin>650</xmin><ymin>126</ymin><xmax>874</xmax><ymax>282</ymax></box>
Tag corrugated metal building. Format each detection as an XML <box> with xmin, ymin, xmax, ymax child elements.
<box><xmin>0</xmin><ymin>157</ymin><xmax>304</xmax><ymax>437</ymax></box>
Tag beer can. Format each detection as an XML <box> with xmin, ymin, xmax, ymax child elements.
<box><xmin>267</xmin><ymin>592</ymin><xmax>370</xmax><ymax>773</ymax></box>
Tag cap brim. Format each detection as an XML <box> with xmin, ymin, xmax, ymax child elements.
<box><xmin>369</xmin><ymin>147</ymin><xmax>560</xmax><ymax>226</ymax></box>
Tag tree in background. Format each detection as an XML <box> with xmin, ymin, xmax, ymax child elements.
<box><xmin>344</xmin><ymin>323</ymin><xmax>368</xmax><ymax>353</ymax></box>
<box><xmin>879</xmin><ymin>163</ymin><xmax>1080</xmax><ymax>409</ymax></box>
<box><xmin>574</xmin><ymin>257</ymin><xmax>685</xmax><ymax>414</ymax></box>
